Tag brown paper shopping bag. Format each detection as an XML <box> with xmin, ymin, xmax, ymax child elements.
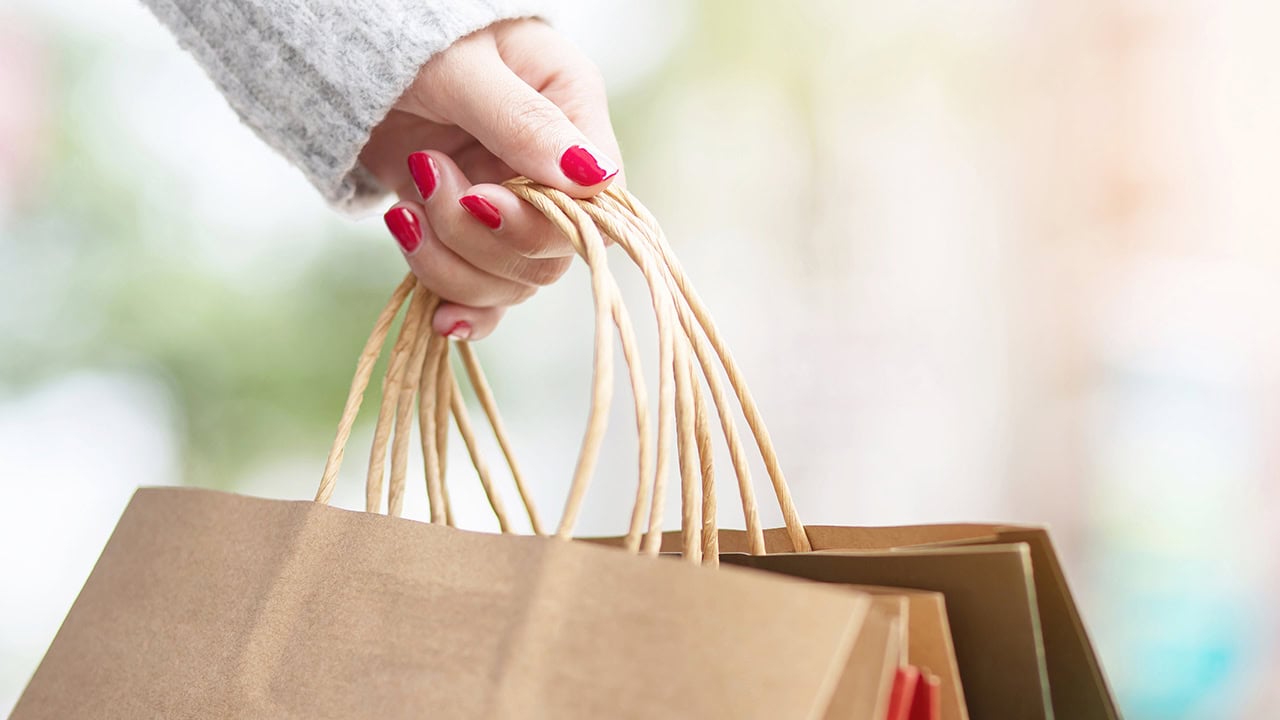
<box><xmin>14</xmin><ymin>182</ymin><xmax>906</xmax><ymax>719</ymax></box>
<box><xmin>14</xmin><ymin>488</ymin><xmax>872</xmax><ymax>719</ymax></box>
<box><xmin>845</xmin><ymin>586</ymin><xmax>966</xmax><ymax>720</ymax></box>
<box><xmin>722</xmin><ymin>541</ymin><xmax>1052</xmax><ymax>719</ymax></box>
<box><xmin>825</xmin><ymin>590</ymin><xmax>953</xmax><ymax>720</ymax></box>
<box><xmin>703</xmin><ymin>524</ymin><xmax>1119</xmax><ymax>720</ymax></box>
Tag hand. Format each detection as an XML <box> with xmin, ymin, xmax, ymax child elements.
<box><xmin>360</xmin><ymin>19</ymin><xmax>622</xmax><ymax>340</ymax></box>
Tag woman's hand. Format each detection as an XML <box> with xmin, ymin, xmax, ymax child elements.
<box><xmin>360</xmin><ymin>19</ymin><xmax>622</xmax><ymax>340</ymax></box>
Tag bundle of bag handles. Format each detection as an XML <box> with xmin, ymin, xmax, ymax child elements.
<box><xmin>315</xmin><ymin>179</ymin><xmax>811</xmax><ymax>567</ymax></box>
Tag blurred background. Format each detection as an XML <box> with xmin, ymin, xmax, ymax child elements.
<box><xmin>3</xmin><ymin>0</ymin><xmax>1279</xmax><ymax>716</ymax></box>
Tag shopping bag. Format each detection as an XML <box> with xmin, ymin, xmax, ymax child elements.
<box><xmin>13</xmin><ymin>443</ymin><xmax>881</xmax><ymax>714</ymax></box>
<box><xmin>14</xmin><ymin>182</ymin><xmax>908</xmax><ymax>719</ymax></box>
<box><xmin>731</xmin><ymin>524</ymin><xmax>1117</xmax><ymax>720</ymax></box>
<box><xmin>721</xmin><ymin>537</ymin><xmax>1096</xmax><ymax>720</ymax></box>
<box><xmin>846</xmin><ymin>586</ymin><xmax>965</xmax><ymax>720</ymax></box>
<box><xmin>13</xmin><ymin>487</ymin><xmax>872</xmax><ymax>719</ymax></box>
<box><xmin>825</xmin><ymin>590</ymin><xmax>949</xmax><ymax>720</ymax></box>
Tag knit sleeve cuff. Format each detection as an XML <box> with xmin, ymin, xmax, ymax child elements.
<box><xmin>144</xmin><ymin>0</ymin><xmax>555</xmax><ymax>214</ymax></box>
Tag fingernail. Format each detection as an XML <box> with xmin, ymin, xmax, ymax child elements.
<box><xmin>459</xmin><ymin>194</ymin><xmax>502</xmax><ymax>230</ymax></box>
<box><xmin>384</xmin><ymin>207</ymin><xmax>422</xmax><ymax>253</ymax></box>
<box><xmin>559</xmin><ymin>145</ymin><xmax>619</xmax><ymax>186</ymax></box>
<box><xmin>445</xmin><ymin>321</ymin><xmax>472</xmax><ymax>341</ymax></box>
<box><xmin>407</xmin><ymin>152</ymin><xmax>438</xmax><ymax>200</ymax></box>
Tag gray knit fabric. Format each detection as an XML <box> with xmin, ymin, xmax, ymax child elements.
<box><xmin>143</xmin><ymin>0</ymin><xmax>548</xmax><ymax>212</ymax></box>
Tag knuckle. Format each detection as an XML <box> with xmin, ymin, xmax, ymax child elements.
<box><xmin>575</xmin><ymin>66</ymin><xmax>608</xmax><ymax>100</ymax></box>
<box><xmin>555</xmin><ymin>73</ymin><xmax>608</xmax><ymax>118</ymax></box>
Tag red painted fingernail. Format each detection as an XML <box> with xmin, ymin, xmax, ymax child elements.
<box><xmin>444</xmin><ymin>321</ymin><xmax>472</xmax><ymax>341</ymax></box>
<box><xmin>384</xmin><ymin>207</ymin><xmax>421</xmax><ymax>253</ymax></box>
<box><xmin>459</xmin><ymin>194</ymin><xmax>502</xmax><ymax>230</ymax></box>
<box><xmin>407</xmin><ymin>152</ymin><xmax>438</xmax><ymax>200</ymax></box>
<box><xmin>559</xmin><ymin>145</ymin><xmax>619</xmax><ymax>186</ymax></box>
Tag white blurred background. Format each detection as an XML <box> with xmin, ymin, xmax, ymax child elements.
<box><xmin>4</xmin><ymin>1</ymin><xmax>1280</xmax><ymax>717</ymax></box>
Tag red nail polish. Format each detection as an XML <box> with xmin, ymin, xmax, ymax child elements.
<box><xmin>444</xmin><ymin>321</ymin><xmax>472</xmax><ymax>340</ymax></box>
<box><xmin>559</xmin><ymin>145</ymin><xmax>618</xmax><ymax>186</ymax></box>
<box><xmin>384</xmin><ymin>207</ymin><xmax>422</xmax><ymax>253</ymax></box>
<box><xmin>459</xmin><ymin>194</ymin><xmax>502</xmax><ymax>230</ymax></box>
<box><xmin>407</xmin><ymin>152</ymin><xmax>438</xmax><ymax>200</ymax></box>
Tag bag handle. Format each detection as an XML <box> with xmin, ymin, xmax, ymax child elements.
<box><xmin>315</xmin><ymin>182</ymin><xmax>811</xmax><ymax>561</ymax></box>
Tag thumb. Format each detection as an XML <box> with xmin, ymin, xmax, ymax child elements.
<box><xmin>436</xmin><ymin>63</ymin><xmax>620</xmax><ymax>198</ymax></box>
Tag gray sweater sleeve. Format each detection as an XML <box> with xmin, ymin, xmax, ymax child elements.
<box><xmin>143</xmin><ymin>0</ymin><xmax>548</xmax><ymax>212</ymax></box>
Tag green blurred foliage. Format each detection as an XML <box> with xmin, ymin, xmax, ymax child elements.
<box><xmin>0</xmin><ymin>35</ymin><xmax>410</xmax><ymax>488</ymax></box>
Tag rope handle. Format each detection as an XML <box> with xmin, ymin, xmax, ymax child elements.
<box><xmin>314</xmin><ymin>181</ymin><xmax>810</xmax><ymax>561</ymax></box>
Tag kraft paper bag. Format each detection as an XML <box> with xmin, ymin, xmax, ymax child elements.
<box><xmin>824</xmin><ymin>592</ymin><xmax>950</xmax><ymax>720</ymax></box>
<box><xmin>845</xmin><ymin>586</ymin><xmax>966</xmax><ymax>720</ymax></box>
<box><xmin>11</xmin><ymin>184</ymin><xmax>907</xmax><ymax>719</ymax></box>
<box><xmin>696</xmin><ymin>525</ymin><xmax>1119</xmax><ymax>720</ymax></box>
<box><xmin>12</xmin><ymin>487</ymin><xmax>874</xmax><ymax>720</ymax></box>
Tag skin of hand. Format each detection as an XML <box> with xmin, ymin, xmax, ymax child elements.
<box><xmin>359</xmin><ymin>18</ymin><xmax>623</xmax><ymax>341</ymax></box>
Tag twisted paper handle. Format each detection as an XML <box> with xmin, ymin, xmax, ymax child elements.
<box><xmin>315</xmin><ymin>182</ymin><xmax>810</xmax><ymax>562</ymax></box>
